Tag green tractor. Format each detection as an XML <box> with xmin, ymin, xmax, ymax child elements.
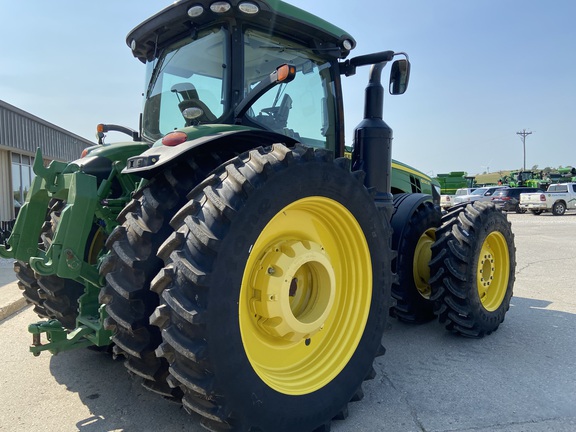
<box><xmin>0</xmin><ymin>1</ymin><xmax>516</xmax><ymax>431</ymax></box>
<box><xmin>507</xmin><ymin>169</ymin><xmax>538</xmax><ymax>188</ymax></box>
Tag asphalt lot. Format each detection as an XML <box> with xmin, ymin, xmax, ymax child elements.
<box><xmin>1</xmin><ymin>211</ymin><xmax>575</xmax><ymax>431</ymax></box>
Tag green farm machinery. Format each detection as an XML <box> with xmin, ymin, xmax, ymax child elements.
<box><xmin>434</xmin><ymin>171</ymin><xmax>476</xmax><ymax>195</ymax></box>
<box><xmin>506</xmin><ymin>167</ymin><xmax>576</xmax><ymax>189</ymax></box>
<box><xmin>0</xmin><ymin>1</ymin><xmax>516</xmax><ymax>431</ymax></box>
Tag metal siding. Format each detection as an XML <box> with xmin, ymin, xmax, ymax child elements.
<box><xmin>0</xmin><ymin>150</ymin><xmax>11</xmax><ymax>220</ymax></box>
<box><xmin>0</xmin><ymin>100</ymin><xmax>94</xmax><ymax>162</ymax></box>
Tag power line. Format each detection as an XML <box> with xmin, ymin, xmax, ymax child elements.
<box><xmin>516</xmin><ymin>129</ymin><xmax>532</xmax><ymax>171</ymax></box>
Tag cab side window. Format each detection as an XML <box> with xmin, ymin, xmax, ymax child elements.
<box><xmin>243</xmin><ymin>29</ymin><xmax>337</xmax><ymax>151</ymax></box>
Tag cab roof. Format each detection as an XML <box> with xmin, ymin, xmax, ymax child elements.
<box><xmin>127</xmin><ymin>0</ymin><xmax>356</xmax><ymax>63</ymax></box>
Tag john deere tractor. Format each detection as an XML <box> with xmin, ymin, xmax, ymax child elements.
<box><xmin>0</xmin><ymin>1</ymin><xmax>516</xmax><ymax>431</ymax></box>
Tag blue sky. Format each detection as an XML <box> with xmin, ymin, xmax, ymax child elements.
<box><xmin>1</xmin><ymin>0</ymin><xmax>575</xmax><ymax>177</ymax></box>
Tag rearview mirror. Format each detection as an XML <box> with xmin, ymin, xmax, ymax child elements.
<box><xmin>389</xmin><ymin>59</ymin><xmax>410</xmax><ymax>95</ymax></box>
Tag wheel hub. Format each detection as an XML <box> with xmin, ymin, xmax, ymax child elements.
<box><xmin>476</xmin><ymin>231</ymin><xmax>509</xmax><ymax>311</ymax></box>
<box><xmin>478</xmin><ymin>252</ymin><xmax>495</xmax><ymax>289</ymax></box>
<box><xmin>413</xmin><ymin>228</ymin><xmax>435</xmax><ymax>298</ymax></box>
<box><xmin>251</xmin><ymin>240</ymin><xmax>335</xmax><ymax>342</ymax></box>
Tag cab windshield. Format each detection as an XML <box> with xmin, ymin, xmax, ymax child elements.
<box><xmin>142</xmin><ymin>27</ymin><xmax>228</xmax><ymax>141</ymax></box>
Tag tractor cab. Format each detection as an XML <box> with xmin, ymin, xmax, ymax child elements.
<box><xmin>127</xmin><ymin>0</ymin><xmax>408</xmax><ymax>173</ymax></box>
<box><xmin>141</xmin><ymin>25</ymin><xmax>336</xmax><ymax>150</ymax></box>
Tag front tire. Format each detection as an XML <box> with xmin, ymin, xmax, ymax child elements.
<box><xmin>151</xmin><ymin>144</ymin><xmax>391</xmax><ymax>432</ymax></box>
<box><xmin>15</xmin><ymin>200</ymin><xmax>89</xmax><ymax>329</ymax></box>
<box><xmin>14</xmin><ymin>260</ymin><xmax>50</xmax><ymax>319</ymax></box>
<box><xmin>429</xmin><ymin>202</ymin><xmax>515</xmax><ymax>337</ymax></box>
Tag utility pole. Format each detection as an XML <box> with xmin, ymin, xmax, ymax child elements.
<box><xmin>516</xmin><ymin>129</ymin><xmax>532</xmax><ymax>171</ymax></box>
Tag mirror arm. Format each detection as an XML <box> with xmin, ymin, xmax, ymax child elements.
<box><xmin>96</xmin><ymin>124</ymin><xmax>140</xmax><ymax>144</ymax></box>
<box><xmin>340</xmin><ymin>50</ymin><xmax>395</xmax><ymax>77</ymax></box>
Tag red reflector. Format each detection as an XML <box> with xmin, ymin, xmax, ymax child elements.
<box><xmin>81</xmin><ymin>148</ymin><xmax>89</xmax><ymax>158</ymax></box>
<box><xmin>162</xmin><ymin>131</ymin><xmax>188</xmax><ymax>147</ymax></box>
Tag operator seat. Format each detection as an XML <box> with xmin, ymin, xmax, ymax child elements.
<box><xmin>172</xmin><ymin>83</ymin><xmax>218</xmax><ymax>123</ymax></box>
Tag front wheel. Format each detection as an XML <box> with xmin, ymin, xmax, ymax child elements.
<box><xmin>429</xmin><ymin>202</ymin><xmax>515</xmax><ymax>337</ymax></box>
<box><xmin>14</xmin><ymin>260</ymin><xmax>50</xmax><ymax>319</ymax></box>
<box><xmin>15</xmin><ymin>200</ymin><xmax>88</xmax><ymax>329</ymax></box>
<box><xmin>151</xmin><ymin>144</ymin><xmax>391</xmax><ymax>432</ymax></box>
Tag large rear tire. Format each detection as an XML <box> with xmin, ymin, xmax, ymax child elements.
<box><xmin>151</xmin><ymin>144</ymin><xmax>391</xmax><ymax>432</ymax></box>
<box><xmin>390</xmin><ymin>196</ymin><xmax>441</xmax><ymax>323</ymax></box>
<box><xmin>429</xmin><ymin>202</ymin><xmax>515</xmax><ymax>337</ymax></box>
<box><xmin>100</xmin><ymin>151</ymin><xmax>236</xmax><ymax>399</ymax></box>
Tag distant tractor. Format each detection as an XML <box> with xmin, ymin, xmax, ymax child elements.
<box><xmin>0</xmin><ymin>1</ymin><xmax>516</xmax><ymax>431</ymax></box>
<box><xmin>507</xmin><ymin>169</ymin><xmax>540</xmax><ymax>188</ymax></box>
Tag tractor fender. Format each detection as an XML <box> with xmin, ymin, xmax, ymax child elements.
<box><xmin>81</xmin><ymin>141</ymin><xmax>150</xmax><ymax>163</ymax></box>
<box><xmin>122</xmin><ymin>129</ymin><xmax>299</xmax><ymax>179</ymax></box>
<box><xmin>390</xmin><ymin>193</ymin><xmax>436</xmax><ymax>252</ymax></box>
<box><xmin>63</xmin><ymin>142</ymin><xmax>151</xmax><ymax>184</ymax></box>
<box><xmin>72</xmin><ymin>155</ymin><xmax>114</xmax><ymax>185</ymax></box>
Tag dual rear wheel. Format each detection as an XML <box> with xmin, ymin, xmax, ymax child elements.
<box><xmin>101</xmin><ymin>144</ymin><xmax>516</xmax><ymax>430</ymax></box>
<box><xmin>392</xmin><ymin>200</ymin><xmax>515</xmax><ymax>338</ymax></box>
<box><xmin>98</xmin><ymin>143</ymin><xmax>390</xmax><ymax>431</ymax></box>
<box><xmin>149</xmin><ymin>144</ymin><xmax>391</xmax><ymax>431</ymax></box>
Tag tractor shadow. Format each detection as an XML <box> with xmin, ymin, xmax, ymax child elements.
<box><xmin>48</xmin><ymin>348</ymin><xmax>202</xmax><ymax>431</ymax></box>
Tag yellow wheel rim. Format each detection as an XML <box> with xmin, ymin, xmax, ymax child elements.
<box><xmin>476</xmin><ymin>231</ymin><xmax>510</xmax><ymax>311</ymax></box>
<box><xmin>239</xmin><ymin>196</ymin><xmax>372</xmax><ymax>395</ymax></box>
<box><xmin>412</xmin><ymin>228</ymin><xmax>435</xmax><ymax>299</ymax></box>
<box><xmin>87</xmin><ymin>227</ymin><xmax>106</xmax><ymax>265</ymax></box>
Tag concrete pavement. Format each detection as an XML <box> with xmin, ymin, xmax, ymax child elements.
<box><xmin>1</xmin><ymin>213</ymin><xmax>575</xmax><ymax>431</ymax></box>
<box><xmin>0</xmin><ymin>258</ymin><xmax>27</xmax><ymax>322</ymax></box>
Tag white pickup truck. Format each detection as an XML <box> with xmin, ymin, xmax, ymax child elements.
<box><xmin>440</xmin><ymin>187</ymin><xmax>477</xmax><ymax>210</ymax></box>
<box><xmin>519</xmin><ymin>182</ymin><xmax>576</xmax><ymax>215</ymax></box>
